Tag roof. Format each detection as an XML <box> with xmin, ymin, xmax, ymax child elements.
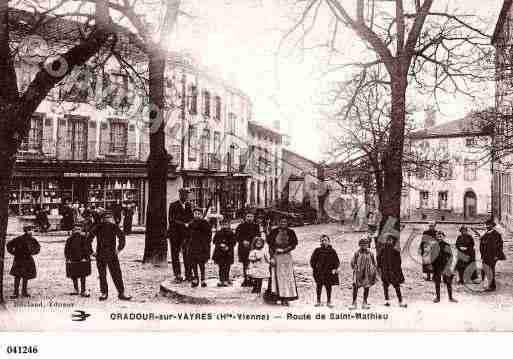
<box><xmin>248</xmin><ymin>121</ymin><xmax>282</xmax><ymax>142</ymax></box>
<box><xmin>282</xmin><ymin>148</ymin><xmax>318</xmax><ymax>167</ymax></box>
<box><xmin>409</xmin><ymin>111</ymin><xmax>494</xmax><ymax>140</ymax></box>
<box><xmin>492</xmin><ymin>0</ymin><xmax>513</xmax><ymax>45</ymax></box>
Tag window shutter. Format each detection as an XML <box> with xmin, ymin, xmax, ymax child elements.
<box><xmin>42</xmin><ymin>116</ymin><xmax>54</xmax><ymax>156</ymax></box>
<box><xmin>56</xmin><ymin>118</ymin><xmax>69</xmax><ymax>159</ymax></box>
<box><xmin>139</xmin><ymin>124</ymin><xmax>150</xmax><ymax>161</ymax></box>
<box><xmin>99</xmin><ymin>121</ymin><xmax>109</xmax><ymax>155</ymax></box>
<box><xmin>87</xmin><ymin>120</ymin><xmax>97</xmax><ymax>159</ymax></box>
<box><xmin>127</xmin><ymin>123</ymin><xmax>137</xmax><ymax>158</ymax></box>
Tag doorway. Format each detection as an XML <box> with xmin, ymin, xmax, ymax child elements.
<box><xmin>464</xmin><ymin>190</ymin><xmax>477</xmax><ymax>219</ymax></box>
<box><xmin>73</xmin><ymin>179</ymin><xmax>89</xmax><ymax>205</ymax></box>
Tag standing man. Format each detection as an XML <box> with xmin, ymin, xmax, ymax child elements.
<box><xmin>168</xmin><ymin>188</ymin><xmax>193</xmax><ymax>283</ymax></box>
<box><xmin>235</xmin><ymin>212</ymin><xmax>259</xmax><ymax>287</ymax></box>
<box><xmin>87</xmin><ymin>212</ymin><xmax>132</xmax><ymax>301</ymax></box>
<box><xmin>112</xmin><ymin>200</ymin><xmax>123</xmax><ymax>227</ymax></box>
<box><xmin>479</xmin><ymin>219</ymin><xmax>505</xmax><ymax>292</ymax></box>
<box><xmin>419</xmin><ymin>221</ymin><xmax>437</xmax><ymax>281</ymax></box>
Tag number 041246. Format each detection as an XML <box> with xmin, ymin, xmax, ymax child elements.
<box><xmin>6</xmin><ymin>345</ymin><xmax>39</xmax><ymax>354</ymax></box>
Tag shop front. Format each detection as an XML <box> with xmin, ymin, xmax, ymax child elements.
<box><xmin>9</xmin><ymin>160</ymin><xmax>147</xmax><ymax>231</ymax></box>
<box><xmin>182</xmin><ymin>172</ymin><xmax>248</xmax><ymax>220</ymax></box>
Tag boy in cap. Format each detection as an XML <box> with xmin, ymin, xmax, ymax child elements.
<box><xmin>65</xmin><ymin>225</ymin><xmax>93</xmax><ymax>297</ymax></box>
<box><xmin>6</xmin><ymin>225</ymin><xmax>40</xmax><ymax>298</ymax></box>
<box><xmin>186</xmin><ymin>208</ymin><xmax>212</xmax><ymax>288</ymax></box>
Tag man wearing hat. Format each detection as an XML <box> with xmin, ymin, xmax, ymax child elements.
<box><xmin>479</xmin><ymin>219</ymin><xmax>505</xmax><ymax>292</ymax></box>
<box><xmin>87</xmin><ymin>211</ymin><xmax>132</xmax><ymax>301</ymax></box>
<box><xmin>168</xmin><ymin>188</ymin><xmax>194</xmax><ymax>282</ymax></box>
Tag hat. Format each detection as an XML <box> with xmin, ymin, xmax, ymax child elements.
<box><xmin>192</xmin><ymin>207</ymin><xmax>203</xmax><ymax>213</ymax></box>
<box><xmin>459</xmin><ymin>225</ymin><xmax>467</xmax><ymax>231</ymax></box>
<box><xmin>358</xmin><ymin>238</ymin><xmax>370</xmax><ymax>247</ymax></box>
<box><xmin>486</xmin><ymin>219</ymin><xmax>496</xmax><ymax>227</ymax></box>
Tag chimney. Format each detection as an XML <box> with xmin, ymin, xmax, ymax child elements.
<box><xmin>424</xmin><ymin>107</ymin><xmax>436</xmax><ymax>128</ymax></box>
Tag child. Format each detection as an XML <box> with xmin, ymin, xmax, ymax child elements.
<box><xmin>432</xmin><ymin>231</ymin><xmax>457</xmax><ymax>303</ymax></box>
<box><xmin>377</xmin><ymin>234</ymin><xmax>407</xmax><ymax>308</ymax></box>
<box><xmin>65</xmin><ymin>225</ymin><xmax>93</xmax><ymax>297</ymax></box>
<box><xmin>349</xmin><ymin>238</ymin><xmax>377</xmax><ymax>310</ymax></box>
<box><xmin>247</xmin><ymin>235</ymin><xmax>270</xmax><ymax>295</ymax></box>
<box><xmin>186</xmin><ymin>208</ymin><xmax>212</xmax><ymax>288</ymax></box>
<box><xmin>310</xmin><ymin>234</ymin><xmax>340</xmax><ymax>308</ymax></box>
<box><xmin>212</xmin><ymin>219</ymin><xmax>236</xmax><ymax>287</ymax></box>
<box><xmin>6</xmin><ymin>226</ymin><xmax>41</xmax><ymax>298</ymax></box>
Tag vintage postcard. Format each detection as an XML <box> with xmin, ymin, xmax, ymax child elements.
<box><xmin>0</xmin><ymin>0</ymin><xmax>511</xmax><ymax>333</ymax></box>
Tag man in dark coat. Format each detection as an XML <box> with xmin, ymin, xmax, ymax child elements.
<box><xmin>65</xmin><ymin>225</ymin><xmax>93</xmax><ymax>297</ymax></box>
<box><xmin>431</xmin><ymin>231</ymin><xmax>457</xmax><ymax>303</ymax></box>
<box><xmin>111</xmin><ymin>200</ymin><xmax>123</xmax><ymax>227</ymax></box>
<box><xmin>6</xmin><ymin>226</ymin><xmax>40</xmax><ymax>298</ymax></box>
<box><xmin>122</xmin><ymin>202</ymin><xmax>134</xmax><ymax>235</ymax></box>
<box><xmin>310</xmin><ymin>234</ymin><xmax>340</xmax><ymax>307</ymax></box>
<box><xmin>60</xmin><ymin>201</ymin><xmax>75</xmax><ymax>232</ymax></box>
<box><xmin>87</xmin><ymin>212</ymin><xmax>131</xmax><ymax>301</ymax></box>
<box><xmin>212</xmin><ymin>219</ymin><xmax>236</xmax><ymax>286</ymax></box>
<box><xmin>168</xmin><ymin>188</ymin><xmax>194</xmax><ymax>282</ymax></box>
<box><xmin>419</xmin><ymin>221</ymin><xmax>437</xmax><ymax>281</ymax></box>
<box><xmin>377</xmin><ymin>234</ymin><xmax>407</xmax><ymax>308</ymax></box>
<box><xmin>186</xmin><ymin>208</ymin><xmax>212</xmax><ymax>288</ymax></box>
<box><xmin>479</xmin><ymin>219</ymin><xmax>505</xmax><ymax>292</ymax></box>
<box><xmin>455</xmin><ymin>226</ymin><xmax>477</xmax><ymax>284</ymax></box>
<box><xmin>235</xmin><ymin>212</ymin><xmax>259</xmax><ymax>287</ymax></box>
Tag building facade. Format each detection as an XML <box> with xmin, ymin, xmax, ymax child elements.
<box><xmin>164</xmin><ymin>53</ymin><xmax>252</xmax><ymax>220</ymax></box>
<box><xmin>245</xmin><ymin>122</ymin><xmax>282</xmax><ymax>208</ymax></box>
<box><xmin>492</xmin><ymin>0</ymin><xmax>513</xmax><ymax>230</ymax></box>
<box><xmin>402</xmin><ymin>113</ymin><xmax>492</xmax><ymax>220</ymax></box>
<box><xmin>281</xmin><ymin>148</ymin><xmax>320</xmax><ymax>212</ymax></box>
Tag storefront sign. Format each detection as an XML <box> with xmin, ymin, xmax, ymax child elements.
<box><xmin>63</xmin><ymin>172</ymin><xmax>103</xmax><ymax>178</ymax></box>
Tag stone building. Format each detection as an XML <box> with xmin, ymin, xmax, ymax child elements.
<box><xmin>245</xmin><ymin>121</ymin><xmax>283</xmax><ymax>208</ymax></box>
<box><xmin>402</xmin><ymin>112</ymin><xmax>492</xmax><ymax>220</ymax></box>
<box><xmin>281</xmin><ymin>149</ymin><xmax>321</xmax><ymax>212</ymax></box>
<box><xmin>492</xmin><ymin>0</ymin><xmax>513</xmax><ymax>230</ymax></box>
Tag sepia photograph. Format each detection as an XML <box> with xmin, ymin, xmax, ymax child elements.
<box><xmin>0</xmin><ymin>0</ymin><xmax>511</xmax><ymax>335</ymax></box>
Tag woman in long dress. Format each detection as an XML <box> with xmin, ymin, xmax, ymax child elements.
<box><xmin>266</xmin><ymin>217</ymin><xmax>299</xmax><ymax>306</ymax></box>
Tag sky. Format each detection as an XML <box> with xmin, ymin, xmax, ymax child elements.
<box><xmin>162</xmin><ymin>0</ymin><xmax>506</xmax><ymax>163</ymax></box>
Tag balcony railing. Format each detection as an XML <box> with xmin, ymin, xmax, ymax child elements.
<box><xmin>16</xmin><ymin>140</ymin><xmax>143</xmax><ymax>162</ymax></box>
<box><xmin>199</xmin><ymin>152</ymin><xmax>221</xmax><ymax>171</ymax></box>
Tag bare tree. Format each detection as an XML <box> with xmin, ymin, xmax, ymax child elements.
<box><xmin>0</xmin><ymin>0</ymin><xmax>115</xmax><ymax>304</ymax></box>
<box><xmin>82</xmin><ymin>0</ymin><xmax>183</xmax><ymax>265</ymax></box>
<box><xmin>285</xmin><ymin>0</ymin><xmax>493</xmax><ymax>231</ymax></box>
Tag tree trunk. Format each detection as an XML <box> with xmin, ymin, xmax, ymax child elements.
<box><xmin>379</xmin><ymin>71</ymin><xmax>407</xmax><ymax>235</ymax></box>
<box><xmin>143</xmin><ymin>49</ymin><xmax>169</xmax><ymax>265</ymax></box>
<box><xmin>0</xmin><ymin>147</ymin><xmax>15</xmax><ymax>305</ymax></box>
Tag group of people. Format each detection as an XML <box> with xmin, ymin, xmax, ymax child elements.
<box><xmin>7</xmin><ymin>211</ymin><xmax>132</xmax><ymax>301</ymax></box>
<box><xmin>33</xmin><ymin>200</ymin><xmax>135</xmax><ymax>236</ymax></box>
<box><xmin>419</xmin><ymin>219</ymin><xmax>505</xmax><ymax>300</ymax></box>
<box><xmin>168</xmin><ymin>189</ymin><xmax>299</xmax><ymax>305</ymax></box>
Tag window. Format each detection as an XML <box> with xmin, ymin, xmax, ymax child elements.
<box><xmin>438</xmin><ymin>191</ymin><xmax>448</xmax><ymax>210</ymax></box>
<box><xmin>464</xmin><ymin>160</ymin><xmax>478</xmax><ymax>181</ymax></box>
<box><xmin>438</xmin><ymin>161</ymin><xmax>452</xmax><ymax>179</ymax></box>
<box><xmin>213</xmin><ymin>131</ymin><xmax>221</xmax><ymax>155</ymax></box>
<box><xmin>202</xmin><ymin>90</ymin><xmax>211</xmax><ymax>117</ymax></box>
<box><xmin>109</xmin><ymin>120</ymin><xmax>128</xmax><ymax>154</ymax></box>
<box><xmin>188</xmin><ymin>85</ymin><xmax>198</xmax><ymax>115</ymax></box>
<box><xmin>188</xmin><ymin>125</ymin><xmax>197</xmax><ymax>160</ymax></box>
<box><xmin>20</xmin><ymin>115</ymin><xmax>43</xmax><ymax>152</ymax></box>
<box><xmin>466</xmin><ymin>137</ymin><xmax>477</xmax><ymax>147</ymax></box>
<box><xmin>214</xmin><ymin>96</ymin><xmax>222</xmax><ymax>121</ymax></box>
<box><xmin>420</xmin><ymin>191</ymin><xmax>429</xmax><ymax>208</ymax></box>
